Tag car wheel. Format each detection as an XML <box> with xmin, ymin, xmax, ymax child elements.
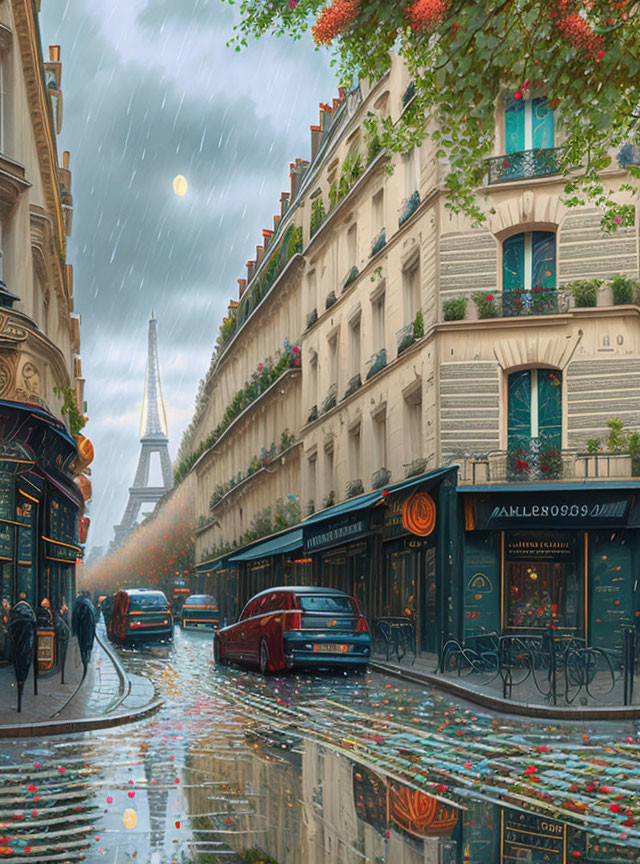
<box><xmin>259</xmin><ymin>638</ymin><xmax>271</xmax><ymax>675</ymax></box>
<box><xmin>213</xmin><ymin>635</ymin><xmax>226</xmax><ymax>666</ymax></box>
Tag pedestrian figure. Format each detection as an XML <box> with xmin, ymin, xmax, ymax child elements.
<box><xmin>54</xmin><ymin>600</ymin><xmax>71</xmax><ymax>684</ymax></box>
<box><xmin>72</xmin><ymin>594</ymin><xmax>96</xmax><ymax>680</ymax></box>
<box><xmin>0</xmin><ymin>597</ymin><xmax>11</xmax><ymax>663</ymax></box>
<box><xmin>9</xmin><ymin>600</ymin><xmax>36</xmax><ymax>712</ymax></box>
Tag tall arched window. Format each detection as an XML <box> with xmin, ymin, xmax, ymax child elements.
<box><xmin>507</xmin><ymin>368</ymin><xmax>562</xmax><ymax>478</ymax></box>
<box><xmin>502</xmin><ymin>231</ymin><xmax>556</xmax><ymax>316</ymax></box>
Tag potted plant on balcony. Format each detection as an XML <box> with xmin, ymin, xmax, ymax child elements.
<box><xmin>346</xmin><ymin>479</ymin><xmax>364</xmax><ymax>498</ymax></box>
<box><xmin>506</xmin><ymin>448</ymin><xmax>531</xmax><ymax>481</ymax></box>
<box><xmin>605</xmin><ymin>418</ymin><xmax>632</xmax><ymax>477</ymax></box>
<box><xmin>404</xmin><ymin>457</ymin><xmax>428</xmax><ymax>478</ymax></box>
<box><xmin>473</xmin><ymin>292</ymin><xmax>499</xmax><ymax>319</ymax></box>
<box><xmin>539</xmin><ymin>446</ymin><xmax>563</xmax><ymax>479</ymax></box>
<box><xmin>443</xmin><ymin>297</ymin><xmax>467</xmax><ymax>321</ymax></box>
<box><xmin>371</xmin><ymin>467</ymin><xmax>391</xmax><ymax>489</ymax></box>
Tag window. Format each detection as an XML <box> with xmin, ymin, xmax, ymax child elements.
<box><xmin>328</xmin><ymin>331</ymin><xmax>339</xmax><ymax>389</ymax></box>
<box><xmin>403</xmin><ymin>259</ymin><xmax>421</xmax><ymax>323</ymax></box>
<box><xmin>372</xmin><ymin>289</ymin><xmax>386</xmax><ymax>352</ymax></box>
<box><xmin>372</xmin><ymin>189</ymin><xmax>384</xmax><ymax>235</ymax></box>
<box><xmin>507</xmin><ymin>368</ymin><xmax>562</xmax><ymax>452</ymax></box>
<box><xmin>403</xmin><ymin>384</ymin><xmax>423</xmax><ymax>462</ymax></box>
<box><xmin>349</xmin><ymin>423</ymin><xmax>362</xmax><ymax>479</ymax></box>
<box><xmin>306</xmin><ymin>270</ymin><xmax>317</xmax><ymax>313</ymax></box>
<box><xmin>325</xmin><ymin>445</ymin><xmax>334</xmax><ymax>499</ymax></box>
<box><xmin>502</xmin><ymin>231</ymin><xmax>556</xmax><ymax>315</ymax></box>
<box><xmin>403</xmin><ymin>147</ymin><xmax>418</xmax><ymax>198</ymax></box>
<box><xmin>307</xmin><ymin>451</ymin><xmax>317</xmax><ymax>504</ymax></box>
<box><xmin>505</xmin><ymin>96</ymin><xmax>554</xmax><ymax>153</ymax></box>
<box><xmin>372</xmin><ymin>409</ymin><xmax>387</xmax><ymax>467</ymax></box>
<box><xmin>349</xmin><ymin>315</ymin><xmax>361</xmax><ymax>377</ymax></box>
<box><xmin>309</xmin><ymin>352</ymin><xmax>318</xmax><ymax>408</ymax></box>
<box><xmin>347</xmin><ymin>223</ymin><xmax>358</xmax><ymax>270</ymax></box>
<box><xmin>296</xmin><ymin>594</ymin><xmax>356</xmax><ymax>613</ymax></box>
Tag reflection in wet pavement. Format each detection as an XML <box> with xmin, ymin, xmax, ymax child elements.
<box><xmin>0</xmin><ymin>628</ymin><xmax>639</xmax><ymax>862</ymax></box>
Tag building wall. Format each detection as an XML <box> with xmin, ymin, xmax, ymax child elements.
<box><xmin>0</xmin><ymin>1</ymin><xmax>81</xmax><ymax>419</ymax></box>
<box><xmin>182</xmin><ymin>52</ymin><xmax>640</xmax><ymax>563</ymax></box>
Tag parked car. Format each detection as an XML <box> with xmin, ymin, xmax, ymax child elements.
<box><xmin>213</xmin><ymin>586</ymin><xmax>370</xmax><ymax>674</ymax></box>
<box><xmin>108</xmin><ymin>589</ymin><xmax>173</xmax><ymax>645</ymax></box>
<box><xmin>181</xmin><ymin>594</ymin><xmax>219</xmax><ymax>630</ymax></box>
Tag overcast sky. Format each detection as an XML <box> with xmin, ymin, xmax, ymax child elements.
<box><xmin>40</xmin><ymin>0</ymin><xmax>333</xmax><ymax>555</ymax></box>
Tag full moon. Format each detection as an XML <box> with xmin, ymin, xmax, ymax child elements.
<box><xmin>172</xmin><ymin>175</ymin><xmax>188</xmax><ymax>197</ymax></box>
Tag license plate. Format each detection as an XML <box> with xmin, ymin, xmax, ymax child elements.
<box><xmin>314</xmin><ymin>643</ymin><xmax>349</xmax><ymax>654</ymax></box>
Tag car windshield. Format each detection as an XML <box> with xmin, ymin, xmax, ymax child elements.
<box><xmin>185</xmin><ymin>595</ymin><xmax>216</xmax><ymax>606</ymax></box>
<box><xmin>296</xmin><ymin>595</ymin><xmax>356</xmax><ymax>613</ymax></box>
<box><xmin>128</xmin><ymin>594</ymin><xmax>168</xmax><ymax>611</ymax></box>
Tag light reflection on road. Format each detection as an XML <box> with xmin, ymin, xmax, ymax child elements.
<box><xmin>0</xmin><ymin>628</ymin><xmax>638</xmax><ymax>863</ymax></box>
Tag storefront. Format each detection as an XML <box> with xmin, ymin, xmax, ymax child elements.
<box><xmin>0</xmin><ymin>400</ymin><xmax>82</xmax><ymax>668</ymax></box>
<box><xmin>462</xmin><ymin>484</ymin><xmax>640</xmax><ymax>649</ymax></box>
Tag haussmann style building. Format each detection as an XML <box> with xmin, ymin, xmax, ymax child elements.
<box><xmin>0</xmin><ymin>0</ymin><xmax>88</xmax><ymax>661</ymax></box>
<box><xmin>177</xmin><ymin>54</ymin><xmax>640</xmax><ymax>661</ymax></box>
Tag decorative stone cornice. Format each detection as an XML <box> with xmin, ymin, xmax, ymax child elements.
<box><xmin>11</xmin><ymin>0</ymin><xmax>67</xmax><ymax>282</ymax></box>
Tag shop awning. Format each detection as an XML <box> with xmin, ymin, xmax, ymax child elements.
<box><xmin>302</xmin><ymin>464</ymin><xmax>456</xmax><ymax>527</ymax></box>
<box><xmin>227</xmin><ymin>527</ymin><xmax>303</xmax><ymax>563</ymax></box>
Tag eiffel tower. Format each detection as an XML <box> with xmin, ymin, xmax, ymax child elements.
<box><xmin>113</xmin><ymin>313</ymin><xmax>173</xmax><ymax>547</ymax></box>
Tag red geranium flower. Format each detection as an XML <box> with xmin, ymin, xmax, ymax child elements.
<box><xmin>312</xmin><ymin>0</ymin><xmax>361</xmax><ymax>44</ymax></box>
<box><xmin>405</xmin><ymin>0</ymin><xmax>449</xmax><ymax>31</ymax></box>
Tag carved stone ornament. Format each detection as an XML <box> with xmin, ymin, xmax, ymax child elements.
<box><xmin>0</xmin><ymin>350</ymin><xmax>18</xmax><ymax>397</ymax></box>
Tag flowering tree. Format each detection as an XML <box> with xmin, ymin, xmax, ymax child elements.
<box><xmin>226</xmin><ymin>0</ymin><xmax>640</xmax><ymax>227</ymax></box>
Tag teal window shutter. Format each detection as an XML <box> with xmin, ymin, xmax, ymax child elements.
<box><xmin>532</xmin><ymin>231</ymin><xmax>556</xmax><ymax>289</ymax></box>
<box><xmin>505</xmin><ymin>97</ymin><xmax>525</xmax><ymax>154</ymax></box>
<box><xmin>503</xmin><ymin>233</ymin><xmax>525</xmax><ymax>292</ymax></box>
<box><xmin>532</xmin><ymin>98</ymin><xmax>554</xmax><ymax>149</ymax></box>
<box><xmin>537</xmin><ymin>370</ymin><xmax>562</xmax><ymax>445</ymax></box>
<box><xmin>507</xmin><ymin>370</ymin><xmax>531</xmax><ymax>449</ymax></box>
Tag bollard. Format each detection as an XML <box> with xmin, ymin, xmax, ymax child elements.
<box><xmin>72</xmin><ymin>595</ymin><xmax>96</xmax><ymax>680</ymax></box>
<box><xmin>623</xmin><ymin>628</ymin><xmax>635</xmax><ymax>706</ymax></box>
<box><xmin>8</xmin><ymin>600</ymin><xmax>36</xmax><ymax>712</ymax></box>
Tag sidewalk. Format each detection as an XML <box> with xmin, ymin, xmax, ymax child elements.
<box><xmin>371</xmin><ymin>651</ymin><xmax>640</xmax><ymax>721</ymax></box>
<box><xmin>0</xmin><ymin>624</ymin><xmax>161</xmax><ymax>736</ymax></box>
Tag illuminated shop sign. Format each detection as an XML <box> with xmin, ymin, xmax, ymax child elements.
<box><xmin>481</xmin><ymin>493</ymin><xmax>631</xmax><ymax>529</ymax></box>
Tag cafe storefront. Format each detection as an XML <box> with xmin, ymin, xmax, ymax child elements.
<box><xmin>462</xmin><ymin>485</ymin><xmax>640</xmax><ymax>649</ymax></box>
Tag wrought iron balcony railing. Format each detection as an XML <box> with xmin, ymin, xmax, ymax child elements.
<box><xmin>456</xmin><ymin>448</ymin><xmax>635</xmax><ymax>485</ymax></box>
<box><xmin>446</xmin><ymin>288</ymin><xmax>571</xmax><ymax>322</ymax></box>
<box><xmin>486</xmin><ymin>147</ymin><xmax>562</xmax><ymax>185</ymax></box>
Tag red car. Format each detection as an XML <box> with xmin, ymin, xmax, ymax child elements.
<box><xmin>213</xmin><ymin>586</ymin><xmax>371</xmax><ymax>674</ymax></box>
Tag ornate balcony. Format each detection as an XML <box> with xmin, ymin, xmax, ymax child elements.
<box><xmin>457</xmin><ymin>448</ymin><xmax>635</xmax><ymax>485</ymax></box>
<box><xmin>486</xmin><ymin>147</ymin><xmax>562</xmax><ymax>184</ymax></box>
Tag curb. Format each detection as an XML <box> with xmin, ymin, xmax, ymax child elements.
<box><xmin>0</xmin><ymin>697</ymin><xmax>164</xmax><ymax>738</ymax></box>
<box><xmin>95</xmin><ymin>630</ymin><xmax>132</xmax><ymax>711</ymax></box>
<box><xmin>370</xmin><ymin>660</ymin><xmax>640</xmax><ymax>722</ymax></box>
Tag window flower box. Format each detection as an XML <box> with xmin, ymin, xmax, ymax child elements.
<box><xmin>372</xmin><ymin>467</ymin><xmax>392</xmax><ymax>489</ymax></box>
<box><xmin>320</xmin><ymin>384</ymin><xmax>337</xmax><ymax>415</ymax></box>
<box><xmin>366</xmin><ymin>348</ymin><xmax>387</xmax><ymax>381</ymax></box>
<box><xmin>307</xmin><ymin>404</ymin><xmax>318</xmax><ymax>423</ymax></box>
<box><xmin>306</xmin><ymin>308</ymin><xmax>318</xmax><ymax>329</ymax></box>
<box><xmin>404</xmin><ymin>457</ymin><xmax>428</xmax><ymax>478</ymax></box>
<box><xmin>346</xmin><ymin>479</ymin><xmax>364</xmax><ymax>498</ymax></box>
<box><xmin>398</xmin><ymin>190</ymin><xmax>420</xmax><ymax>227</ymax></box>
<box><xmin>370</xmin><ymin>228</ymin><xmax>386</xmax><ymax>258</ymax></box>
<box><xmin>343</xmin><ymin>373</ymin><xmax>362</xmax><ymax>400</ymax></box>
<box><xmin>343</xmin><ymin>265</ymin><xmax>359</xmax><ymax>291</ymax></box>
<box><xmin>325</xmin><ymin>290</ymin><xmax>337</xmax><ymax>310</ymax></box>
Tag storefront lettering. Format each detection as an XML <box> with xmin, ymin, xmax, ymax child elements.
<box><xmin>306</xmin><ymin>519</ymin><xmax>367</xmax><ymax>551</ymax></box>
<box><xmin>490</xmin><ymin>501</ymin><xmax>628</xmax><ymax>522</ymax></box>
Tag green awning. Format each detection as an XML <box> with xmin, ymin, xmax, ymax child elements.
<box><xmin>302</xmin><ymin>464</ymin><xmax>456</xmax><ymax>527</ymax></box>
<box><xmin>227</xmin><ymin>528</ymin><xmax>303</xmax><ymax>563</ymax></box>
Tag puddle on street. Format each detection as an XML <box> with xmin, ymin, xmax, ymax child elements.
<box><xmin>0</xmin><ymin>628</ymin><xmax>638</xmax><ymax>863</ymax></box>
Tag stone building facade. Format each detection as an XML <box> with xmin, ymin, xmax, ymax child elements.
<box><xmin>183</xmin><ymin>55</ymin><xmax>640</xmax><ymax>653</ymax></box>
<box><xmin>0</xmin><ymin>1</ymin><xmax>86</xmax><ymax>629</ymax></box>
